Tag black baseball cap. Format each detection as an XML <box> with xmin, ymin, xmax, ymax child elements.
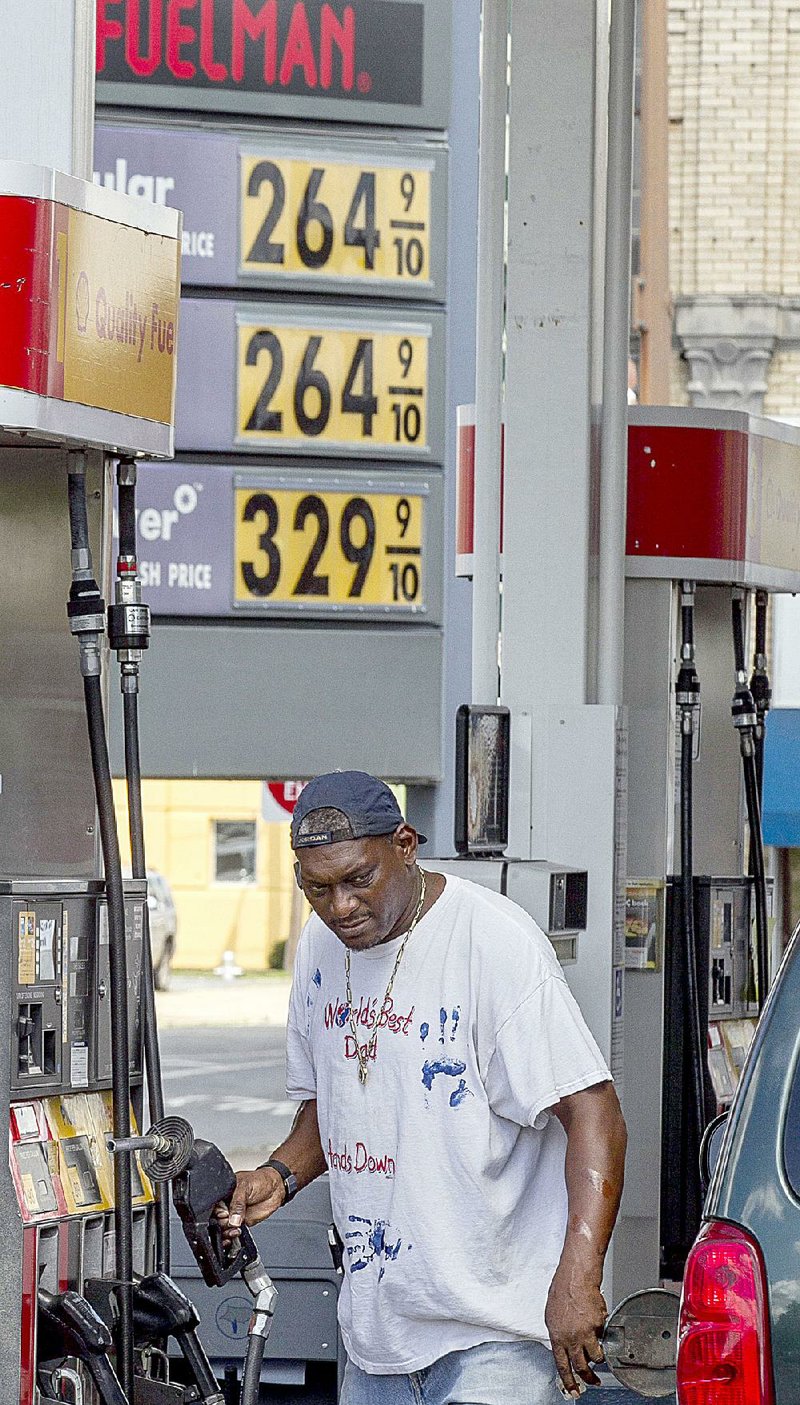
<box><xmin>291</xmin><ymin>771</ymin><xmax>427</xmax><ymax>849</ymax></box>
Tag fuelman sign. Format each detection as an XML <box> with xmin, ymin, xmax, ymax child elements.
<box><xmin>95</xmin><ymin>0</ymin><xmax>450</xmax><ymax>128</ymax></box>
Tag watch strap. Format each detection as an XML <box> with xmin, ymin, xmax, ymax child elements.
<box><xmin>259</xmin><ymin>1157</ymin><xmax>298</xmax><ymax>1203</ymax></box>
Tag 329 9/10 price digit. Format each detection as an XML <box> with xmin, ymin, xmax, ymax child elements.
<box><xmin>238</xmin><ymin>492</ymin><xmax>422</xmax><ymax>607</ymax></box>
<box><xmin>241</xmin><ymin>491</ymin><xmax>379</xmax><ymax>600</ymax></box>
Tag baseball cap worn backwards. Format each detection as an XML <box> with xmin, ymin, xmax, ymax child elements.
<box><xmin>291</xmin><ymin>771</ymin><xmax>427</xmax><ymax>849</ymax></box>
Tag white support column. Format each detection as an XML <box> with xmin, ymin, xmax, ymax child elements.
<box><xmin>72</xmin><ymin>0</ymin><xmax>96</xmax><ymax>181</ymax></box>
<box><xmin>597</xmin><ymin>0</ymin><xmax>636</xmax><ymax>706</ymax></box>
<box><xmin>471</xmin><ymin>0</ymin><xmax>509</xmax><ymax>705</ymax></box>
<box><xmin>502</xmin><ymin>0</ymin><xmax>600</xmax><ymax>856</ymax></box>
<box><xmin>0</xmin><ymin>0</ymin><xmax>95</xmax><ymax>177</ymax></box>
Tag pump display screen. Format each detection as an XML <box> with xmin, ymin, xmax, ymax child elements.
<box><xmin>236</xmin><ymin>315</ymin><xmax>430</xmax><ymax>453</ymax></box>
<box><xmin>234</xmin><ymin>483</ymin><xmax>425</xmax><ymax>611</ymax></box>
<box><xmin>240</xmin><ymin>152</ymin><xmax>433</xmax><ymax>286</ymax></box>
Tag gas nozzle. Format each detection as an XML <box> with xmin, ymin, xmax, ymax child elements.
<box><xmin>156</xmin><ymin>1126</ymin><xmax>279</xmax><ymax>1405</ymax></box>
<box><xmin>37</xmin><ymin>1291</ymin><xmax>128</xmax><ymax>1405</ymax></box>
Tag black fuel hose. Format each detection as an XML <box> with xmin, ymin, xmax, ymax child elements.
<box><xmin>731</xmin><ymin>590</ymin><xmax>747</xmax><ymax>677</ymax></box>
<box><xmin>84</xmin><ymin>678</ymin><xmax>136</xmax><ymax>1399</ymax></box>
<box><xmin>68</xmin><ymin>465</ymin><xmax>135</xmax><ymax>1399</ymax></box>
<box><xmin>732</xmin><ymin>592</ymin><xmax>770</xmax><ymax>1012</ymax></box>
<box><xmin>677</xmin><ymin>661</ymin><xmax>707</xmax><ymax>1152</ymax></box>
<box><xmin>751</xmin><ymin>590</ymin><xmax>771</xmax><ymax>805</ymax></box>
<box><xmin>115</xmin><ymin>466</ymin><xmax>170</xmax><ymax>1274</ymax></box>
<box><xmin>240</xmin><ymin>1332</ymin><xmax>266</xmax><ymax>1405</ymax></box>
<box><xmin>124</xmin><ymin>688</ymin><xmax>170</xmax><ymax>1276</ymax></box>
<box><xmin>118</xmin><ymin>476</ymin><xmax>137</xmax><ymax>561</ymax></box>
<box><xmin>743</xmin><ymin>747</ymin><xmax>769</xmax><ymax>1011</ymax></box>
<box><xmin>68</xmin><ymin>468</ymin><xmax>91</xmax><ymax>549</ymax></box>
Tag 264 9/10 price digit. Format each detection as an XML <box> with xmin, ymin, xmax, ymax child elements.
<box><xmin>245</xmin><ymin>162</ymin><xmax>426</xmax><ymax>278</ymax></box>
<box><xmin>242</xmin><ymin>330</ymin><xmax>424</xmax><ymax>445</ymax></box>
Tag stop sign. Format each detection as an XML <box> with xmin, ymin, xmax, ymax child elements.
<box><xmin>265</xmin><ymin>781</ymin><xmax>307</xmax><ymax>816</ymax></box>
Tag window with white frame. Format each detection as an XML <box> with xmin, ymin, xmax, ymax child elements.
<box><xmin>214</xmin><ymin>821</ymin><xmax>257</xmax><ymax>884</ymax></box>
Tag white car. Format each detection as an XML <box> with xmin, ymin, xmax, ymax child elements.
<box><xmin>145</xmin><ymin>870</ymin><xmax>177</xmax><ymax>990</ymax></box>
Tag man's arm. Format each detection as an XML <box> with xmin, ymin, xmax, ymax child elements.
<box><xmin>218</xmin><ymin>1099</ymin><xmax>327</xmax><ymax>1238</ymax></box>
<box><xmin>545</xmin><ymin>1080</ymin><xmax>627</xmax><ymax>1399</ymax></box>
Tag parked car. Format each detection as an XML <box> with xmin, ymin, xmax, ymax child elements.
<box><xmin>142</xmin><ymin>870</ymin><xmax>177</xmax><ymax>990</ymax></box>
<box><xmin>676</xmin><ymin>926</ymin><xmax>800</xmax><ymax>1403</ymax></box>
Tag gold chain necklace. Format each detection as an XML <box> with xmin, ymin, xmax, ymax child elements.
<box><xmin>344</xmin><ymin>869</ymin><xmax>426</xmax><ymax>1085</ymax></box>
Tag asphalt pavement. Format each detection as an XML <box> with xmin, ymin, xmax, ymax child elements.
<box><xmin>156</xmin><ymin>977</ymin><xmax>671</xmax><ymax>1404</ymax></box>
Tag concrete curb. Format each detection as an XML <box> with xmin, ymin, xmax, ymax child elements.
<box><xmin>155</xmin><ymin>975</ymin><xmax>292</xmax><ymax>1029</ymax></box>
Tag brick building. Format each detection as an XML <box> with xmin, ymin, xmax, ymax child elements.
<box><xmin>668</xmin><ymin>0</ymin><xmax>800</xmax><ymax>416</ymax></box>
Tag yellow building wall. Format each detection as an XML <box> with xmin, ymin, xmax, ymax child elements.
<box><xmin>113</xmin><ymin>778</ymin><xmax>295</xmax><ymax>971</ymax></box>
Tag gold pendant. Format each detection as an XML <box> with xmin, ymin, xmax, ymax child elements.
<box><xmin>359</xmin><ymin>1064</ymin><xmax>369</xmax><ymax>1085</ymax></box>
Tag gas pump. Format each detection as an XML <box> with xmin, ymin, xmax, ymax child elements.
<box><xmin>617</xmin><ymin>406</ymin><xmax>800</xmax><ymax>1294</ymax></box>
<box><xmin>0</xmin><ymin>157</ymin><xmax>290</xmax><ymax>1405</ymax></box>
<box><xmin>0</xmin><ymin>159</ymin><xmax>221</xmax><ymax>1404</ymax></box>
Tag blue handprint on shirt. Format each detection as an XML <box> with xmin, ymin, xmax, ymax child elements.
<box><xmin>346</xmin><ymin>1215</ymin><xmax>409</xmax><ymax>1280</ymax></box>
<box><xmin>420</xmin><ymin>1056</ymin><xmax>473</xmax><ymax>1107</ymax></box>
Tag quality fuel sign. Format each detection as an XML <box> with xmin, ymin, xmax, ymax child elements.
<box><xmin>0</xmin><ymin>182</ymin><xmax>180</xmax><ymax>432</ymax></box>
<box><xmin>58</xmin><ymin>207</ymin><xmax>179</xmax><ymax>424</ymax></box>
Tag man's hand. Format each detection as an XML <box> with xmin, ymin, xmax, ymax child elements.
<box><xmin>544</xmin><ymin>1258</ymin><xmax>607</xmax><ymax>1398</ymax></box>
<box><xmin>215</xmin><ymin>1167</ymin><xmax>285</xmax><ymax>1246</ymax></box>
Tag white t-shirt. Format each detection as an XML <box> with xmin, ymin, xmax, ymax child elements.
<box><xmin>285</xmin><ymin>873</ymin><xmax>611</xmax><ymax>1375</ymax></box>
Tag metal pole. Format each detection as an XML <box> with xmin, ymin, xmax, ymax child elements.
<box><xmin>638</xmin><ymin>0</ymin><xmax>671</xmax><ymax>403</ymax></box>
<box><xmin>597</xmin><ymin>0</ymin><xmax>636</xmax><ymax>705</ymax></box>
<box><xmin>72</xmin><ymin>0</ymin><xmax>96</xmax><ymax>181</ymax></box>
<box><xmin>471</xmin><ymin>0</ymin><xmax>508</xmax><ymax>705</ymax></box>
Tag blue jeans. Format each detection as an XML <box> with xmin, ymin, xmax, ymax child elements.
<box><xmin>341</xmin><ymin>1339</ymin><xmax>562</xmax><ymax>1404</ymax></box>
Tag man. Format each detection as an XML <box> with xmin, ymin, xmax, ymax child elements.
<box><xmin>220</xmin><ymin>772</ymin><xmax>627</xmax><ymax>1404</ymax></box>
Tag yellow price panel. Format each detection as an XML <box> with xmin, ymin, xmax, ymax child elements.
<box><xmin>234</xmin><ymin>484</ymin><xmax>425</xmax><ymax>612</ymax></box>
<box><xmin>239</xmin><ymin>146</ymin><xmax>442</xmax><ymax>290</ymax></box>
<box><xmin>236</xmin><ymin>314</ymin><xmax>432</xmax><ymax>456</ymax></box>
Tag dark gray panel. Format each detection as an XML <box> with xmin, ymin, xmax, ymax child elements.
<box><xmin>109</xmin><ymin>623</ymin><xmax>442</xmax><ymax>781</ymax></box>
<box><xmin>0</xmin><ymin>447</ymin><xmax>102</xmax><ymax>879</ymax></box>
<box><xmin>96</xmin><ymin>0</ymin><xmax>451</xmax><ymax>130</ymax></box>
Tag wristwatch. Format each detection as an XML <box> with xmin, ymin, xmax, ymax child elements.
<box><xmin>259</xmin><ymin>1157</ymin><xmax>299</xmax><ymax>1204</ymax></box>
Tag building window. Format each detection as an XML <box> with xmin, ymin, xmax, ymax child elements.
<box><xmin>214</xmin><ymin>821</ymin><xmax>257</xmax><ymax>884</ymax></box>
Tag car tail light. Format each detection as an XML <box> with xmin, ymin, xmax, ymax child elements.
<box><xmin>677</xmin><ymin>1220</ymin><xmax>774</xmax><ymax>1405</ymax></box>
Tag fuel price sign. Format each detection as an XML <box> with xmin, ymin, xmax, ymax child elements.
<box><xmin>239</xmin><ymin>143</ymin><xmax>446</xmax><ymax>296</ymax></box>
<box><xmin>234</xmin><ymin>475</ymin><xmax>434</xmax><ymax>616</ymax></box>
<box><xmin>235</xmin><ymin>306</ymin><xmax>445</xmax><ymax>460</ymax></box>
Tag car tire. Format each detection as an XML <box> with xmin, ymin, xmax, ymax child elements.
<box><xmin>154</xmin><ymin>940</ymin><xmax>173</xmax><ymax>992</ymax></box>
